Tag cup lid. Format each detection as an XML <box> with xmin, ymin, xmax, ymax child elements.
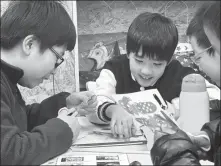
<box><xmin>181</xmin><ymin>74</ymin><xmax>206</xmax><ymax>92</ymax></box>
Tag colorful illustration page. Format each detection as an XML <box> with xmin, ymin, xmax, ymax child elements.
<box><xmin>112</xmin><ymin>89</ymin><xmax>174</xmax><ymax>132</ymax></box>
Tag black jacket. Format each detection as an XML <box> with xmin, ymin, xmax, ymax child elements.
<box><xmin>201</xmin><ymin>118</ymin><xmax>220</xmax><ymax>165</ymax></box>
<box><xmin>150</xmin><ymin>117</ymin><xmax>220</xmax><ymax>165</ymax></box>
<box><xmin>151</xmin><ymin>130</ymin><xmax>201</xmax><ymax>165</ymax></box>
<box><xmin>1</xmin><ymin>60</ymin><xmax>73</xmax><ymax>165</ymax></box>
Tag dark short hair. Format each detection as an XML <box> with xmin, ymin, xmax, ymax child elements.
<box><xmin>202</xmin><ymin>1</ymin><xmax>220</xmax><ymax>40</ymax></box>
<box><xmin>1</xmin><ymin>1</ymin><xmax>76</xmax><ymax>51</ymax></box>
<box><xmin>126</xmin><ymin>12</ymin><xmax>178</xmax><ymax>62</ymax></box>
<box><xmin>186</xmin><ymin>4</ymin><xmax>211</xmax><ymax>49</ymax></box>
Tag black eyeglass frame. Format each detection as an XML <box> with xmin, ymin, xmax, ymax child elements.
<box><xmin>50</xmin><ymin>47</ymin><xmax>64</xmax><ymax>68</ymax></box>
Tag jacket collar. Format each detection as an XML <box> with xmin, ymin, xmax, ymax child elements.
<box><xmin>1</xmin><ymin>60</ymin><xmax>24</xmax><ymax>84</ymax></box>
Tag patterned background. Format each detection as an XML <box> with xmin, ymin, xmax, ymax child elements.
<box><xmin>76</xmin><ymin>1</ymin><xmax>205</xmax><ymax>38</ymax></box>
<box><xmin>76</xmin><ymin>1</ymin><xmax>210</xmax><ymax>90</ymax></box>
<box><xmin>1</xmin><ymin>1</ymin><xmax>211</xmax><ymax>104</ymax></box>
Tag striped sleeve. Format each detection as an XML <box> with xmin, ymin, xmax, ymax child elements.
<box><xmin>86</xmin><ymin>69</ymin><xmax>117</xmax><ymax>124</ymax></box>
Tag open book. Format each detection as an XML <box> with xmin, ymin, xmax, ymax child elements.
<box><xmin>111</xmin><ymin>89</ymin><xmax>177</xmax><ymax>133</ymax></box>
<box><xmin>75</xmin><ymin>89</ymin><xmax>178</xmax><ymax>149</ymax></box>
<box><xmin>73</xmin><ymin>117</ymin><xmax>146</xmax><ymax>148</ymax></box>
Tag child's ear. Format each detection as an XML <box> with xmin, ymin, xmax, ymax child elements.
<box><xmin>22</xmin><ymin>35</ymin><xmax>38</xmax><ymax>55</ymax></box>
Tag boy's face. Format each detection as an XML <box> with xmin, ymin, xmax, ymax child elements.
<box><xmin>204</xmin><ymin>25</ymin><xmax>220</xmax><ymax>55</ymax></box>
<box><xmin>203</xmin><ymin>26</ymin><xmax>220</xmax><ymax>87</ymax></box>
<box><xmin>128</xmin><ymin>46</ymin><xmax>167</xmax><ymax>87</ymax></box>
<box><xmin>19</xmin><ymin>37</ymin><xmax>67</xmax><ymax>88</ymax></box>
<box><xmin>189</xmin><ymin>35</ymin><xmax>220</xmax><ymax>86</ymax></box>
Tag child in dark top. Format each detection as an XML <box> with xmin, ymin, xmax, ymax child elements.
<box><xmin>151</xmin><ymin>2</ymin><xmax>220</xmax><ymax>165</ymax></box>
<box><xmin>186</xmin><ymin>6</ymin><xmax>220</xmax><ymax>121</ymax></box>
<box><xmin>1</xmin><ymin>1</ymin><xmax>97</xmax><ymax>165</ymax></box>
<box><xmin>87</xmin><ymin>12</ymin><xmax>195</xmax><ymax>138</ymax></box>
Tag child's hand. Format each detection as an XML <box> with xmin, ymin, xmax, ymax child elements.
<box><xmin>108</xmin><ymin>105</ymin><xmax>137</xmax><ymax>138</ymax></box>
<box><xmin>150</xmin><ymin>129</ymin><xmax>202</xmax><ymax>166</ymax></box>
<box><xmin>57</xmin><ymin>109</ymin><xmax>80</xmax><ymax>142</ymax></box>
<box><xmin>165</xmin><ymin>98</ymin><xmax>179</xmax><ymax>120</ymax></box>
<box><xmin>171</xmin><ymin>97</ymin><xmax>180</xmax><ymax>120</ymax></box>
<box><xmin>66</xmin><ymin>91</ymin><xmax>97</xmax><ymax>116</ymax></box>
<box><xmin>187</xmin><ymin>131</ymin><xmax>211</xmax><ymax>155</ymax></box>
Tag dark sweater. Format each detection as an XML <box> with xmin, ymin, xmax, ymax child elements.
<box><xmin>103</xmin><ymin>55</ymin><xmax>195</xmax><ymax>102</ymax></box>
<box><xmin>1</xmin><ymin>60</ymin><xmax>73</xmax><ymax>165</ymax></box>
<box><xmin>201</xmin><ymin>117</ymin><xmax>220</xmax><ymax>165</ymax></box>
<box><xmin>150</xmin><ymin>116</ymin><xmax>220</xmax><ymax>165</ymax></box>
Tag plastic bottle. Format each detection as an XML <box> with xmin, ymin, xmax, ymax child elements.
<box><xmin>178</xmin><ymin>73</ymin><xmax>210</xmax><ymax>133</ymax></box>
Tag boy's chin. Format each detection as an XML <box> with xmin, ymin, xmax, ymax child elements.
<box><xmin>18</xmin><ymin>78</ymin><xmax>43</xmax><ymax>89</ymax></box>
<box><xmin>137</xmin><ymin>79</ymin><xmax>154</xmax><ymax>88</ymax></box>
<box><xmin>26</xmin><ymin>80</ymin><xmax>43</xmax><ymax>89</ymax></box>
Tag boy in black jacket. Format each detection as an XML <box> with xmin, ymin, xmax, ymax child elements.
<box><xmin>1</xmin><ymin>1</ymin><xmax>97</xmax><ymax>165</ymax></box>
<box><xmin>151</xmin><ymin>2</ymin><xmax>220</xmax><ymax>165</ymax></box>
<box><xmin>88</xmin><ymin>12</ymin><xmax>195</xmax><ymax>138</ymax></box>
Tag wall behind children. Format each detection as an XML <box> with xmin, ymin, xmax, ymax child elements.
<box><xmin>1</xmin><ymin>1</ymin><xmax>79</xmax><ymax>104</ymax></box>
<box><xmin>76</xmin><ymin>1</ymin><xmax>210</xmax><ymax>91</ymax></box>
<box><xmin>1</xmin><ymin>1</ymin><xmax>210</xmax><ymax>103</ymax></box>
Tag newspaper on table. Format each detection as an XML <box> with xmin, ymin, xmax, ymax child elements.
<box><xmin>42</xmin><ymin>152</ymin><xmax>130</xmax><ymax>165</ymax></box>
<box><xmin>56</xmin><ymin>153</ymin><xmax>129</xmax><ymax>165</ymax></box>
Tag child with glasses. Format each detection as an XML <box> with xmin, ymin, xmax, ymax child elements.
<box><xmin>1</xmin><ymin>1</ymin><xmax>97</xmax><ymax>165</ymax></box>
<box><xmin>186</xmin><ymin>6</ymin><xmax>220</xmax><ymax>121</ymax></box>
<box><xmin>151</xmin><ymin>1</ymin><xmax>220</xmax><ymax>165</ymax></box>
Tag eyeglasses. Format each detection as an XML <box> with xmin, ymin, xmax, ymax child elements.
<box><xmin>190</xmin><ymin>46</ymin><xmax>212</xmax><ymax>64</ymax></box>
<box><xmin>49</xmin><ymin>47</ymin><xmax>64</xmax><ymax>68</ymax></box>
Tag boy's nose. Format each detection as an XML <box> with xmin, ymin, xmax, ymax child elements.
<box><xmin>141</xmin><ymin>66</ymin><xmax>153</xmax><ymax>75</ymax></box>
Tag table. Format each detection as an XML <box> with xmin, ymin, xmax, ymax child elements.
<box><xmin>42</xmin><ymin>117</ymin><xmax>213</xmax><ymax>165</ymax></box>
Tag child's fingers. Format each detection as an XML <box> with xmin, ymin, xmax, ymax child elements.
<box><xmin>171</xmin><ymin>98</ymin><xmax>180</xmax><ymax>120</ymax></box>
<box><xmin>83</xmin><ymin>100</ymin><xmax>97</xmax><ymax>109</ymax></box>
<box><xmin>70</xmin><ymin>111</ymin><xmax>78</xmax><ymax>117</ymax></box>
<box><xmin>83</xmin><ymin>108</ymin><xmax>96</xmax><ymax>114</ymax></box>
<box><xmin>77</xmin><ymin>109</ymin><xmax>93</xmax><ymax>116</ymax></box>
<box><xmin>116</xmin><ymin>121</ymin><xmax>123</xmax><ymax>138</ymax></box>
<box><xmin>122</xmin><ymin>120</ymin><xmax>130</xmax><ymax>138</ymax></box>
<box><xmin>127</xmin><ymin>120</ymin><xmax>133</xmax><ymax>137</ymax></box>
<box><xmin>87</xmin><ymin>95</ymin><xmax>97</xmax><ymax>104</ymax></box>
<box><xmin>84</xmin><ymin>91</ymin><xmax>96</xmax><ymax>98</ymax></box>
<box><xmin>111</xmin><ymin>119</ymin><xmax>117</xmax><ymax>137</ymax></box>
<box><xmin>66</xmin><ymin>93</ymin><xmax>87</xmax><ymax>109</ymax></box>
<box><xmin>58</xmin><ymin>107</ymin><xmax>69</xmax><ymax>116</ymax></box>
